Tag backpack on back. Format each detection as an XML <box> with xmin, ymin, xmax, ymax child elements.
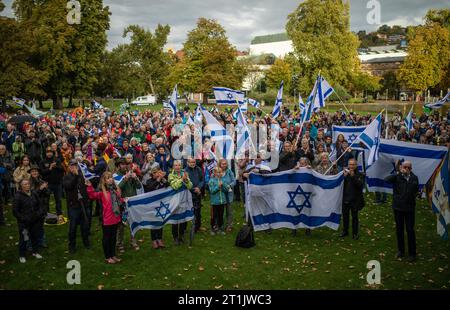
<box><xmin>235</xmin><ymin>224</ymin><xmax>255</xmax><ymax>248</ymax></box>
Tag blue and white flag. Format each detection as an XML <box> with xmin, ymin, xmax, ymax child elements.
<box><xmin>301</xmin><ymin>78</ymin><xmax>319</xmax><ymax>123</ymax></box>
<box><xmin>428</xmin><ymin>154</ymin><xmax>450</xmax><ymax>240</ymax></box>
<box><xmin>236</xmin><ymin>107</ymin><xmax>251</xmax><ymax>157</ymax></box>
<box><xmin>202</xmin><ymin>107</ymin><xmax>234</xmax><ymax>159</ymax></box>
<box><xmin>404</xmin><ymin>106</ymin><xmax>414</xmax><ymax>132</ymax></box>
<box><xmin>168</xmin><ymin>84</ymin><xmax>178</xmax><ymax>117</ymax></box>
<box><xmin>359</xmin><ymin>113</ymin><xmax>382</xmax><ymax>166</ymax></box>
<box><xmin>272</xmin><ymin>81</ymin><xmax>284</xmax><ymax>118</ymax></box>
<box><xmin>194</xmin><ymin>104</ymin><xmax>203</xmax><ymax>124</ymax></box>
<box><xmin>92</xmin><ymin>100</ymin><xmax>104</xmax><ymax>110</ymax></box>
<box><xmin>313</xmin><ymin>76</ymin><xmax>334</xmax><ymax>112</ymax></box>
<box><xmin>126</xmin><ymin>187</ymin><xmax>194</xmax><ymax>236</ymax></box>
<box><xmin>332</xmin><ymin>125</ymin><xmax>366</xmax><ymax>152</ymax></box>
<box><xmin>113</xmin><ymin>173</ymin><xmax>125</xmax><ymax>186</ymax></box>
<box><xmin>247</xmin><ymin>98</ymin><xmax>260</xmax><ymax>108</ymax></box>
<box><xmin>425</xmin><ymin>92</ymin><xmax>449</xmax><ymax>109</ymax></box>
<box><xmin>12</xmin><ymin>96</ymin><xmax>25</xmax><ymax>108</ymax></box>
<box><xmin>299</xmin><ymin>94</ymin><xmax>305</xmax><ymax>114</ymax></box>
<box><xmin>213</xmin><ymin>87</ymin><xmax>244</xmax><ymax>105</ymax></box>
<box><xmin>366</xmin><ymin>139</ymin><xmax>448</xmax><ymax>193</ymax></box>
<box><xmin>247</xmin><ymin>168</ymin><xmax>344</xmax><ymax>231</ymax></box>
<box><xmin>186</xmin><ymin>114</ymin><xmax>195</xmax><ymax>126</ymax></box>
<box><xmin>78</xmin><ymin>162</ymin><xmax>98</xmax><ymax>180</ymax></box>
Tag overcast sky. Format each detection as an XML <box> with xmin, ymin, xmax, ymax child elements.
<box><xmin>2</xmin><ymin>0</ymin><xmax>448</xmax><ymax>51</ymax></box>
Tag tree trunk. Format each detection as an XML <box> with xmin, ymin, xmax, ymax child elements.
<box><xmin>38</xmin><ymin>97</ymin><xmax>43</xmax><ymax>109</ymax></box>
<box><xmin>53</xmin><ymin>95</ymin><xmax>63</xmax><ymax>110</ymax></box>
<box><xmin>148</xmin><ymin>77</ymin><xmax>155</xmax><ymax>95</ymax></box>
<box><xmin>202</xmin><ymin>93</ymin><xmax>208</xmax><ymax>105</ymax></box>
<box><xmin>68</xmin><ymin>94</ymin><xmax>74</xmax><ymax>108</ymax></box>
<box><xmin>1</xmin><ymin>98</ymin><xmax>6</xmax><ymax>113</ymax></box>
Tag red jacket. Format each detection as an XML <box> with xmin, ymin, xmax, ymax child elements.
<box><xmin>87</xmin><ymin>186</ymin><xmax>122</xmax><ymax>226</ymax></box>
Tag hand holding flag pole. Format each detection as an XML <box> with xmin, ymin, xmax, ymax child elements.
<box><xmin>324</xmin><ymin>109</ymin><xmax>385</xmax><ymax>175</ymax></box>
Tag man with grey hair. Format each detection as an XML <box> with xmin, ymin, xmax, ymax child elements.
<box><xmin>384</xmin><ymin>160</ymin><xmax>419</xmax><ymax>262</ymax></box>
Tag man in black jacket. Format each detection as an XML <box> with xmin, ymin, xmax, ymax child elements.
<box><xmin>24</xmin><ymin>131</ymin><xmax>42</xmax><ymax>164</ymax></box>
<box><xmin>384</xmin><ymin>160</ymin><xmax>419</xmax><ymax>261</ymax></box>
<box><xmin>186</xmin><ymin>158</ymin><xmax>205</xmax><ymax>233</ymax></box>
<box><xmin>278</xmin><ymin>141</ymin><xmax>297</xmax><ymax>172</ymax></box>
<box><xmin>40</xmin><ymin>147</ymin><xmax>65</xmax><ymax>220</ymax></box>
<box><xmin>340</xmin><ymin>159</ymin><xmax>365</xmax><ymax>240</ymax></box>
<box><xmin>63</xmin><ymin>159</ymin><xmax>90</xmax><ymax>254</ymax></box>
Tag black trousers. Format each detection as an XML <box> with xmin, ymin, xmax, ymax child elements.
<box><xmin>193</xmin><ymin>200</ymin><xmax>202</xmax><ymax>232</ymax></box>
<box><xmin>151</xmin><ymin>229</ymin><xmax>163</xmax><ymax>241</ymax></box>
<box><xmin>18</xmin><ymin>220</ymin><xmax>42</xmax><ymax>256</ymax></box>
<box><xmin>394</xmin><ymin>210</ymin><xmax>416</xmax><ymax>256</ymax></box>
<box><xmin>68</xmin><ymin>207</ymin><xmax>90</xmax><ymax>250</ymax></box>
<box><xmin>48</xmin><ymin>183</ymin><xmax>63</xmax><ymax>216</ymax></box>
<box><xmin>342</xmin><ymin>203</ymin><xmax>359</xmax><ymax>236</ymax></box>
<box><xmin>0</xmin><ymin>203</ymin><xmax>4</xmax><ymax>224</ymax></box>
<box><xmin>211</xmin><ymin>204</ymin><xmax>225</xmax><ymax>231</ymax></box>
<box><xmin>172</xmin><ymin>222</ymin><xmax>187</xmax><ymax>240</ymax></box>
<box><xmin>102</xmin><ymin>224</ymin><xmax>118</xmax><ymax>259</ymax></box>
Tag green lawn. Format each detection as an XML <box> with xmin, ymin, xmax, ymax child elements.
<box><xmin>0</xmin><ymin>193</ymin><xmax>449</xmax><ymax>290</ymax></box>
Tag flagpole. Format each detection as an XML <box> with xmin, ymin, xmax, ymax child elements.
<box><xmin>332</xmin><ymin>91</ymin><xmax>352</xmax><ymax>115</ymax></box>
<box><xmin>324</xmin><ymin>109</ymin><xmax>385</xmax><ymax>175</ymax></box>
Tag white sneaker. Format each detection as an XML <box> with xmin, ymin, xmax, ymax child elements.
<box><xmin>32</xmin><ymin>253</ymin><xmax>43</xmax><ymax>259</ymax></box>
<box><xmin>19</xmin><ymin>257</ymin><xmax>26</xmax><ymax>263</ymax></box>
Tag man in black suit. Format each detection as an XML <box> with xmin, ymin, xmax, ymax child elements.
<box><xmin>340</xmin><ymin>158</ymin><xmax>365</xmax><ymax>240</ymax></box>
<box><xmin>384</xmin><ymin>160</ymin><xmax>419</xmax><ymax>262</ymax></box>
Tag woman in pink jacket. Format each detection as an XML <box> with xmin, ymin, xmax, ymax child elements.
<box><xmin>86</xmin><ymin>172</ymin><xmax>124</xmax><ymax>264</ymax></box>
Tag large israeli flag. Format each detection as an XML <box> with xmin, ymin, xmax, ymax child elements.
<box><xmin>359</xmin><ymin>113</ymin><xmax>382</xmax><ymax>166</ymax></box>
<box><xmin>301</xmin><ymin>78</ymin><xmax>319</xmax><ymax>123</ymax></box>
<box><xmin>202</xmin><ymin>107</ymin><xmax>234</xmax><ymax>159</ymax></box>
<box><xmin>126</xmin><ymin>187</ymin><xmax>194</xmax><ymax>236</ymax></box>
<box><xmin>213</xmin><ymin>87</ymin><xmax>245</xmax><ymax>105</ymax></box>
<box><xmin>272</xmin><ymin>81</ymin><xmax>284</xmax><ymax>118</ymax></box>
<box><xmin>313</xmin><ymin>76</ymin><xmax>334</xmax><ymax>111</ymax></box>
<box><xmin>247</xmin><ymin>168</ymin><xmax>344</xmax><ymax>231</ymax></box>
<box><xmin>332</xmin><ymin>125</ymin><xmax>366</xmax><ymax>146</ymax></box>
<box><xmin>428</xmin><ymin>154</ymin><xmax>450</xmax><ymax>240</ymax></box>
<box><xmin>168</xmin><ymin>84</ymin><xmax>178</xmax><ymax>117</ymax></box>
<box><xmin>425</xmin><ymin>92</ymin><xmax>449</xmax><ymax>109</ymax></box>
<box><xmin>366</xmin><ymin>139</ymin><xmax>448</xmax><ymax>193</ymax></box>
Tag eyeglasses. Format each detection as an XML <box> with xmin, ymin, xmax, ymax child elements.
<box><xmin>403</xmin><ymin>166</ymin><xmax>412</xmax><ymax>170</ymax></box>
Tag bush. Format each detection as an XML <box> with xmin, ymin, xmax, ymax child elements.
<box><xmin>329</xmin><ymin>84</ymin><xmax>351</xmax><ymax>102</ymax></box>
<box><xmin>248</xmin><ymin>89</ymin><xmax>278</xmax><ymax>106</ymax></box>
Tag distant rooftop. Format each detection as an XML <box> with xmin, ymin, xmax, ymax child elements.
<box><xmin>251</xmin><ymin>33</ymin><xmax>290</xmax><ymax>45</ymax></box>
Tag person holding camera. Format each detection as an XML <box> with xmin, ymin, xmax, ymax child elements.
<box><xmin>63</xmin><ymin>160</ymin><xmax>91</xmax><ymax>254</ymax></box>
<box><xmin>340</xmin><ymin>159</ymin><xmax>365</xmax><ymax>240</ymax></box>
<box><xmin>384</xmin><ymin>160</ymin><xmax>419</xmax><ymax>262</ymax></box>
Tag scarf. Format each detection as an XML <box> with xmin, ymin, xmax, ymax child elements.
<box><xmin>107</xmin><ymin>184</ymin><xmax>121</xmax><ymax>216</ymax></box>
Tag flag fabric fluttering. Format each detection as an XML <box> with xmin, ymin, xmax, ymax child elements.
<box><xmin>78</xmin><ymin>162</ymin><xmax>98</xmax><ymax>180</ymax></box>
<box><xmin>365</xmin><ymin>139</ymin><xmax>448</xmax><ymax>193</ymax></box>
<box><xmin>247</xmin><ymin>98</ymin><xmax>260</xmax><ymax>108</ymax></box>
<box><xmin>404</xmin><ymin>106</ymin><xmax>414</xmax><ymax>133</ymax></box>
<box><xmin>313</xmin><ymin>76</ymin><xmax>334</xmax><ymax>112</ymax></box>
<box><xmin>194</xmin><ymin>104</ymin><xmax>203</xmax><ymax>124</ymax></box>
<box><xmin>427</xmin><ymin>154</ymin><xmax>450</xmax><ymax>240</ymax></box>
<box><xmin>358</xmin><ymin>113</ymin><xmax>383</xmax><ymax>166</ymax></box>
<box><xmin>12</xmin><ymin>96</ymin><xmax>25</xmax><ymax>108</ymax></box>
<box><xmin>300</xmin><ymin>78</ymin><xmax>319</xmax><ymax>124</ymax></box>
<box><xmin>213</xmin><ymin>87</ymin><xmax>245</xmax><ymax>105</ymax></box>
<box><xmin>126</xmin><ymin>186</ymin><xmax>194</xmax><ymax>236</ymax></box>
<box><xmin>299</xmin><ymin>94</ymin><xmax>305</xmax><ymax>115</ymax></box>
<box><xmin>425</xmin><ymin>92</ymin><xmax>449</xmax><ymax>109</ymax></box>
<box><xmin>113</xmin><ymin>173</ymin><xmax>125</xmax><ymax>186</ymax></box>
<box><xmin>168</xmin><ymin>84</ymin><xmax>178</xmax><ymax>117</ymax></box>
<box><xmin>235</xmin><ymin>106</ymin><xmax>251</xmax><ymax>157</ymax></box>
<box><xmin>92</xmin><ymin>100</ymin><xmax>104</xmax><ymax>110</ymax></box>
<box><xmin>271</xmin><ymin>81</ymin><xmax>284</xmax><ymax>118</ymax></box>
<box><xmin>246</xmin><ymin>168</ymin><xmax>344</xmax><ymax>231</ymax></box>
<box><xmin>201</xmin><ymin>108</ymin><xmax>234</xmax><ymax>159</ymax></box>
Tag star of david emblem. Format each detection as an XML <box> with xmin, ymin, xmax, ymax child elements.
<box><xmin>391</xmin><ymin>158</ymin><xmax>405</xmax><ymax>174</ymax></box>
<box><xmin>155</xmin><ymin>201</ymin><xmax>171</xmax><ymax>220</ymax></box>
<box><xmin>348</xmin><ymin>134</ymin><xmax>358</xmax><ymax>143</ymax></box>
<box><xmin>374</xmin><ymin>137</ymin><xmax>380</xmax><ymax>145</ymax></box>
<box><xmin>227</xmin><ymin>93</ymin><xmax>234</xmax><ymax>100</ymax></box>
<box><xmin>286</xmin><ymin>185</ymin><xmax>312</xmax><ymax>214</ymax></box>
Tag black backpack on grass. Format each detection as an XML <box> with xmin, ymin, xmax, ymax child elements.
<box><xmin>235</xmin><ymin>224</ymin><xmax>255</xmax><ymax>248</ymax></box>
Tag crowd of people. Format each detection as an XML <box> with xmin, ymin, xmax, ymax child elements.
<box><xmin>1</xmin><ymin>103</ymin><xmax>447</xmax><ymax>264</ymax></box>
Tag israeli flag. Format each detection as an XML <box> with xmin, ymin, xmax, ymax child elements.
<box><xmin>92</xmin><ymin>100</ymin><xmax>104</xmax><ymax>109</ymax></box>
<box><xmin>78</xmin><ymin>162</ymin><xmax>98</xmax><ymax>180</ymax></box>
<box><xmin>213</xmin><ymin>87</ymin><xmax>245</xmax><ymax>105</ymax></box>
<box><xmin>202</xmin><ymin>107</ymin><xmax>234</xmax><ymax>159</ymax></box>
<box><xmin>194</xmin><ymin>104</ymin><xmax>203</xmax><ymax>124</ymax></box>
<box><xmin>301</xmin><ymin>78</ymin><xmax>319</xmax><ymax>123</ymax></box>
<box><xmin>126</xmin><ymin>187</ymin><xmax>194</xmax><ymax>236</ymax></box>
<box><xmin>169</xmin><ymin>84</ymin><xmax>178</xmax><ymax>117</ymax></box>
<box><xmin>428</xmin><ymin>154</ymin><xmax>450</xmax><ymax>240</ymax></box>
<box><xmin>404</xmin><ymin>106</ymin><xmax>414</xmax><ymax>132</ymax></box>
<box><xmin>332</xmin><ymin>125</ymin><xmax>366</xmax><ymax>151</ymax></box>
<box><xmin>313</xmin><ymin>76</ymin><xmax>334</xmax><ymax>111</ymax></box>
<box><xmin>366</xmin><ymin>139</ymin><xmax>448</xmax><ymax>193</ymax></box>
<box><xmin>247</xmin><ymin>168</ymin><xmax>344</xmax><ymax>231</ymax></box>
<box><xmin>359</xmin><ymin>113</ymin><xmax>382</xmax><ymax>166</ymax></box>
<box><xmin>236</xmin><ymin>107</ymin><xmax>251</xmax><ymax>157</ymax></box>
<box><xmin>12</xmin><ymin>96</ymin><xmax>25</xmax><ymax>108</ymax></box>
<box><xmin>247</xmin><ymin>98</ymin><xmax>260</xmax><ymax>108</ymax></box>
<box><xmin>272</xmin><ymin>81</ymin><xmax>284</xmax><ymax>118</ymax></box>
<box><xmin>425</xmin><ymin>92</ymin><xmax>449</xmax><ymax>109</ymax></box>
<box><xmin>113</xmin><ymin>173</ymin><xmax>125</xmax><ymax>186</ymax></box>
<box><xmin>299</xmin><ymin>94</ymin><xmax>305</xmax><ymax>114</ymax></box>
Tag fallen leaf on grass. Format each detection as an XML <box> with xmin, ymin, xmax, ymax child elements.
<box><xmin>97</xmin><ymin>285</ymin><xmax>104</xmax><ymax>290</ymax></box>
<box><xmin>198</xmin><ymin>266</ymin><xmax>205</xmax><ymax>271</ymax></box>
<box><xmin>214</xmin><ymin>284</ymin><xmax>223</xmax><ymax>289</ymax></box>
